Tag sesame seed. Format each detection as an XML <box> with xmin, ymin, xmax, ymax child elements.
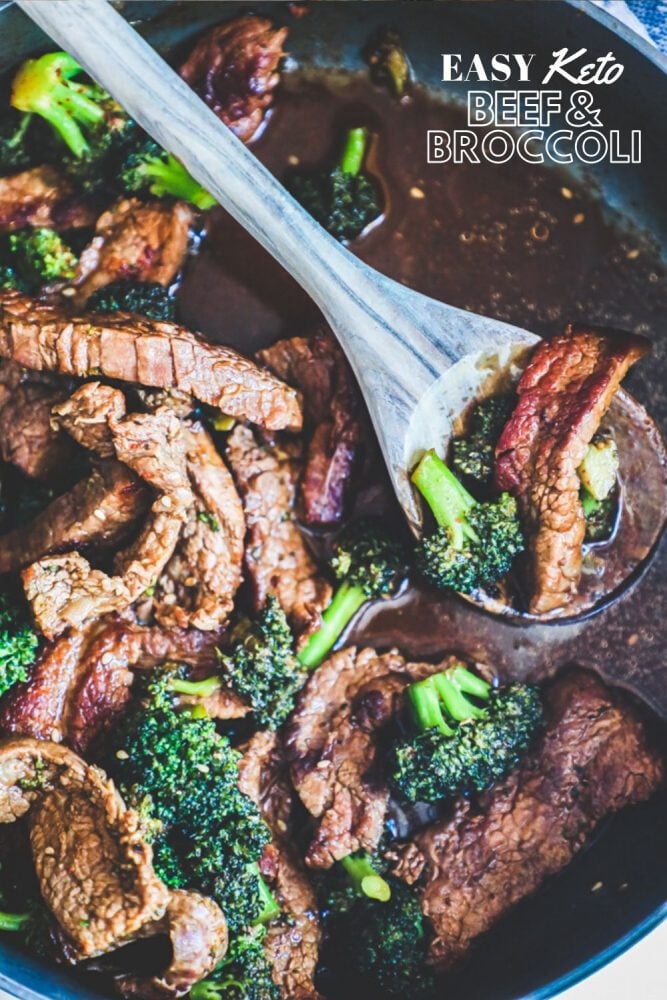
<box><xmin>573</xmin><ymin>212</ymin><xmax>585</xmax><ymax>225</ymax></box>
<box><xmin>288</xmin><ymin>154</ymin><xmax>300</xmax><ymax>166</ymax></box>
<box><xmin>410</xmin><ymin>186</ymin><xmax>425</xmax><ymax>199</ymax></box>
<box><xmin>560</xmin><ymin>186</ymin><xmax>573</xmax><ymax>199</ymax></box>
<box><xmin>626</xmin><ymin>248</ymin><xmax>640</xmax><ymax>260</ymax></box>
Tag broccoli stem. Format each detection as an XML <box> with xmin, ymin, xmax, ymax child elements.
<box><xmin>0</xmin><ymin>911</ymin><xmax>30</xmax><ymax>932</ymax></box>
<box><xmin>341</xmin><ymin>853</ymin><xmax>392</xmax><ymax>903</ymax></box>
<box><xmin>411</xmin><ymin>450</ymin><xmax>478</xmax><ymax>549</ymax></box>
<box><xmin>580</xmin><ymin>488</ymin><xmax>600</xmax><ymax>518</ymax></box>
<box><xmin>339</xmin><ymin>127</ymin><xmax>368</xmax><ymax>176</ymax></box>
<box><xmin>252</xmin><ymin>867</ymin><xmax>281</xmax><ymax>926</ymax></box>
<box><xmin>297</xmin><ymin>580</ymin><xmax>368</xmax><ymax>670</ymax></box>
<box><xmin>408</xmin><ymin>666</ymin><xmax>490</xmax><ymax>734</ymax></box>
<box><xmin>143</xmin><ymin>154</ymin><xmax>216</xmax><ymax>210</ymax></box>
<box><xmin>170</xmin><ymin>676</ymin><xmax>222</xmax><ymax>699</ymax></box>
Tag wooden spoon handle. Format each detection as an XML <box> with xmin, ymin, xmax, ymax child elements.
<box><xmin>16</xmin><ymin>0</ymin><xmax>418</xmax><ymax>349</ymax></box>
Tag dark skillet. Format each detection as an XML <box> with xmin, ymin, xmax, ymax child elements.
<box><xmin>0</xmin><ymin>2</ymin><xmax>665</xmax><ymax>998</ymax></box>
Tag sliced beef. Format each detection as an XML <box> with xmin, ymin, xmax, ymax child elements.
<box><xmin>0</xmin><ymin>165</ymin><xmax>97</xmax><ymax>233</ymax></box>
<box><xmin>239</xmin><ymin>732</ymin><xmax>323</xmax><ymax>999</ymax></box>
<box><xmin>0</xmin><ymin>738</ymin><xmax>170</xmax><ymax>960</ymax></box>
<box><xmin>24</xmin><ymin>409</ymin><xmax>193</xmax><ymax>638</ymax></box>
<box><xmin>73</xmin><ymin>198</ymin><xmax>193</xmax><ymax>307</ymax></box>
<box><xmin>53</xmin><ymin>381</ymin><xmax>125</xmax><ymax>458</ymax></box>
<box><xmin>0</xmin><ymin>381</ymin><xmax>75</xmax><ymax>480</ymax></box>
<box><xmin>226</xmin><ymin>424</ymin><xmax>331</xmax><ymax>641</ymax></box>
<box><xmin>114</xmin><ymin>890</ymin><xmax>228</xmax><ymax>999</ymax></box>
<box><xmin>284</xmin><ymin>646</ymin><xmax>439</xmax><ymax>867</ymax></box>
<box><xmin>154</xmin><ymin>421</ymin><xmax>245</xmax><ymax>630</ymax></box>
<box><xmin>396</xmin><ymin>670</ymin><xmax>663</xmax><ymax>969</ymax></box>
<box><xmin>179</xmin><ymin>16</ymin><xmax>287</xmax><ymax>143</ymax></box>
<box><xmin>259</xmin><ymin>330</ymin><xmax>364</xmax><ymax>526</ymax></box>
<box><xmin>0</xmin><ymin>619</ymin><xmax>228</xmax><ymax>752</ymax></box>
<box><xmin>0</xmin><ymin>291</ymin><xmax>302</xmax><ymax>431</ymax></box>
<box><xmin>0</xmin><ymin>460</ymin><xmax>149</xmax><ymax>575</ymax></box>
<box><xmin>495</xmin><ymin>326</ymin><xmax>648</xmax><ymax>614</ymax></box>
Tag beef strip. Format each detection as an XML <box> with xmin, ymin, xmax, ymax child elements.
<box><xmin>73</xmin><ymin>199</ymin><xmax>193</xmax><ymax>307</ymax></box>
<box><xmin>24</xmin><ymin>404</ymin><xmax>196</xmax><ymax>637</ymax></box>
<box><xmin>0</xmin><ymin>460</ymin><xmax>149</xmax><ymax>575</ymax></box>
<box><xmin>0</xmin><ymin>380</ymin><xmax>75</xmax><ymax>480</ymax></box>
<box><xmin>284</xmin><ymin>646</ymin><xmax>441</xmax><ymax>867</ymax></box>
<box><xmin>0</xmin><ymin>618</ymin><xmax>230</xmax><ymax>752</ymax></box>
<box><xmin>52</xmin><ymin>381</ymin><xmax>126</xmax><ymax>458</ymax></box>
<box><xmin>0</xmin><ymin>165</ymin><xmax>97</xmax><ymax>233</ymax></box>
<box><xmin>259</xmin><ymin>330</ymin><xmax>364</xmax><ymax>526</ymax></box>
<box><xmin>495</xmin><ymin>326</ymin><xmax>649</xmax><ymax>614</ymax></box>
<box><xmin>114</xmin><ymin>890</ymin><xmax>228</xmax><ymax>999</ymax></box>
<box><xmin>154</xmin><ymin>421</ymin><xmax>245</xmax><ymax>630</ymax></box>
<box><xmin>394</xmin><ymin>670</ymin><xmax>663</xmax><ymax>969</ymax></box>
<box><xmin>0</xmin><ymin>737</ymin><xmax>170</xmax><ymax>960</ymax></box>
<box><xmin>179</xmin><ymin>16</ymin><xmax>287</xmax><ymax>143</ymax></box>
<box><xmin>226</xmin><ymin>425</ymin><xmax>331</xmax><ymax>641</ymax></box>
<box><xmin>0</xmin><ymin>291</ymin><xmax>302</xmax><ymax>431</ymax></box>
<box><xmin>239</xmin><ymin>732</ymin><xmax>323</xmax><ymax>999</ymax></box>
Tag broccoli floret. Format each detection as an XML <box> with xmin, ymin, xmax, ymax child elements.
<box><xmin>8</xmin><ymin>227</ymin><xmax>77</xmax><ymax>285</ymax></box>
<box><xmin>298</xmin><ymin>519</ymin><xmax>407</xmax><ymax>670</ymax></box>
<box><xmin>339</xmin><ymin>878</ymin><xmax>434</xmax><ymax>998</ymax></box>
<box><xmin>412</xmin><ymin>449</ymin><xmax>524</xmax><ymax>595</ymax></box>
<box><xmin>119</xmin><ymin>137</ymin><xmax>215</xmax><ymax>210</ymax></box>
<box><xmin>0</xmin><ymin>264</ymin><xmax>29</xmax><ymax>292</ymax></box>
<box><xmin>0</xmin><ymin>592</ymin><xmax>39</xmax><ymax>699</ymax></box>
<box><xmin>11</xmin><ymin>52</ymin><xmax>110</xmax><ymax>160</ymax></box>
<box><xmin>391</xmin><ymin>664</ymin><xmax>542</xmax><ymax>803</ymax></box>
<box><xmin>190</xmin><ymin>925</ymin><xmax>279</xmax><ymax>1000</ymax></box>
<box><xmin>340</xmin><ymin>851</ymin><xmax>391</xmax><ymax>904</ymax></box>
<box><xmin>172</xmin><ymin>598</ymin><xmax>304</xmax><ymax>731</ymax></box>
<box><xmin>87</xmin><ymin>279</ymin><xmax>176</xmax><ymax>321</ymax></box>
<box><xmin>451</xmin><ymin>395</ymin><xmax>514</xmax><ymax>489</ymax></box>
<box><xmin>108</xmin><ymin>668</ymin><xmax>274</xmax><ymax>934</ymax></box>
<box><xmin>364</xmin><ymin>29</ymin><xmax>412</xmax><ymax>98</ymax></box>
<box><xmin>582</xmin><ymin>488</ymin><xmax>618</xmax><ymax>543</ymax></box>
<box><xmin>0</xmin><ymin>110</ymin><xmax>35</xmax><ymax>174</ymax></box>
<box><xmin>289</xmin><ymin>127</ymin><xmax>381</xmax><ymax>242</ymax></box>
<box><xmin>578</xmin><ymin>435</ymin><xmax>619</xmax><ymax>501</ymax></box>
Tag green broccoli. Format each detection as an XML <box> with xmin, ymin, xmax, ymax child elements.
<box><xmin>0</xmin><ymin>592</ymin><xmax>39</xmax><ymax>699</ymax></box>
<box><xmin>391</xmin><ymin>664</ymin><xmax>542</xmax><ymax>803</ymax></box>
<box><xmin>8</xmin><ymin>227</ymin><xmax>77</xmax><ymax>285</ymax></box>
<box><xmin>289</xmin><ymin>127</ymin><xmax>381</xmax><ymax>242</ymax></box>
<box><xmin>0</xmin><ymin>110</ymin><xmax>35</xmax><ymax>174</ymax></box>
<box><xmin>337</xmin><ymin>878</ymin><xmax>434</xmax><ymax>998</ymax></box>
<box><xmin>364</xmin><ymin>28</ymin><xmax>412</xmax><ymax>98</ymax></box>
<box><xmin>172</xmin><ymin>598</ymin><xmax>304</xmax><ymax>731</ymax></box>
<box><xmin>579</xmin><ymin>435</ymin><xmax>619</xmax><ymax>544</ymax></box>
<box><xmin>298</xmin><ymin>519</ymin><xmax>407</xmax><ymax>670</ymax></box>
<box><xmin>582</xmin><ymin>489</ymin><xmax>618</xmax><ymax>543</ymax></box>
<box><xmin>87</xmin><ymin>279</ymin><xmax>176</xmax><ymax>321</ymax></box>
<box><xmin>119</xmin><ymin>137</ymin><xmax>215</xmax><ymax>210</ymax></box>
<box><xmin>412</xmin><ymin>449</ymin><xmax>524</xmax><ymax>595</ymax></box>
<box><xmin>190</xmin><ymin>925</ymin><xmax>279</xmax><ymax>1000</ymax></box>
<box><xmin>108</xmin><ymin>668</ymin><xmax>275</xmax><ymax>935</ymax></box>
<box><xmin>451</xmin><ymin>395</ymin><xmax>514</xmax><ymax>489</ymax></box>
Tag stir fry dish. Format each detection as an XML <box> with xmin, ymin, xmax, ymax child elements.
<box><xmin>0</xmin><ymin>13</ymin><xmax>664</xmax><ymax>1000</ymax></box>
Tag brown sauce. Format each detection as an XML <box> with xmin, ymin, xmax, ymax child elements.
<box><xmin>178</xmin><ymin>70</ymin><xmax>667</xmax><ymax>716</ymax></box>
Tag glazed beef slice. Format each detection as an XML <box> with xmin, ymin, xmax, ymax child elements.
<box><xmin>404</xmin><ymin>670</ymin><xmax>663</xmax><ymax>969</ymax></box>
<box><xmin>495</xmin><ymin>326</ymin><xmax>648</xmax><ymax>614</ymax></box>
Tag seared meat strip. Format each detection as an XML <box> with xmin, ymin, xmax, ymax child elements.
<box><xmin>0</xmin><ymin>619</ymin><xmax>230</xmax><ymax>751</ymax></box>
<box><xmin>259</xmin><ymin>330</ymin><xmax>364</xmax><ymax>526</ymax></box>
<box><xmin>0</xmin><ymin>460</ymin><xmax>149</xmax><ymax>575</ymax></box>
<box><xmin>179</xmin><ymin>16</ymin><xmax>287</xmax><ymax>143</ymax></box>
<box><xmin>226</xmin><ymin>425</ymin><xmax>331</xmax><ymax>641</ymax></box>
<box><xmin>0</xmin><ymin>291</ymin><xmax>302</xmax><ymax>431</ymax></box>
<box><xmin>284</xmin><ymin>646</ymin><xmax>440</xmax><ymax>867</ymax></box>
<box><xmin>154</xmin><ymin>421</ymin><xmax>245</xmax><ymax>630</ymax></box>
<box><xmin>0</xmin><ymin>738</ymin><xmax>169</xmax><ymax>960</ymax></box>
<box><xmin>52</xmin><ymin>381</ymin><xmax>124</xmax><ymax>458</ymax></box>
<box><xmin>0</xmin><ymin>165</ymin><xmax>97</xmax><ymax>233</ymax></box>
<box><xmin>0</xmin><ymin>381</ymin><xmax>75</xmax><ymax>480</ymax></box>
<box><xmin>394</xmin><ymin>670</ymin><xmax>663</xmax><ymax>969</ymax></box>
<box><xmin>495</xmin><ymin>326</ymin><xmax>648</xmax><ymax>614</ymax></box>
<box><xmin>73</xmin><ymin>199</ymin><xmax>193</xmax><ymax>308</ymax></box>
<box><xmin>239</xmin><ymin>732</ymin><xmax>323</xmax><ymax>999</ymax></box>
<box><xmin>114</xmin><ymin>890</ymin><xmax>228</xmax><ymax>999</ymax></box>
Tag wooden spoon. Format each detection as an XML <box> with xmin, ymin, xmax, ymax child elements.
<box><xmin>16</xmin><ymin>0</ymin><xmax>665</xmax><ymax>624</ymax></box>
